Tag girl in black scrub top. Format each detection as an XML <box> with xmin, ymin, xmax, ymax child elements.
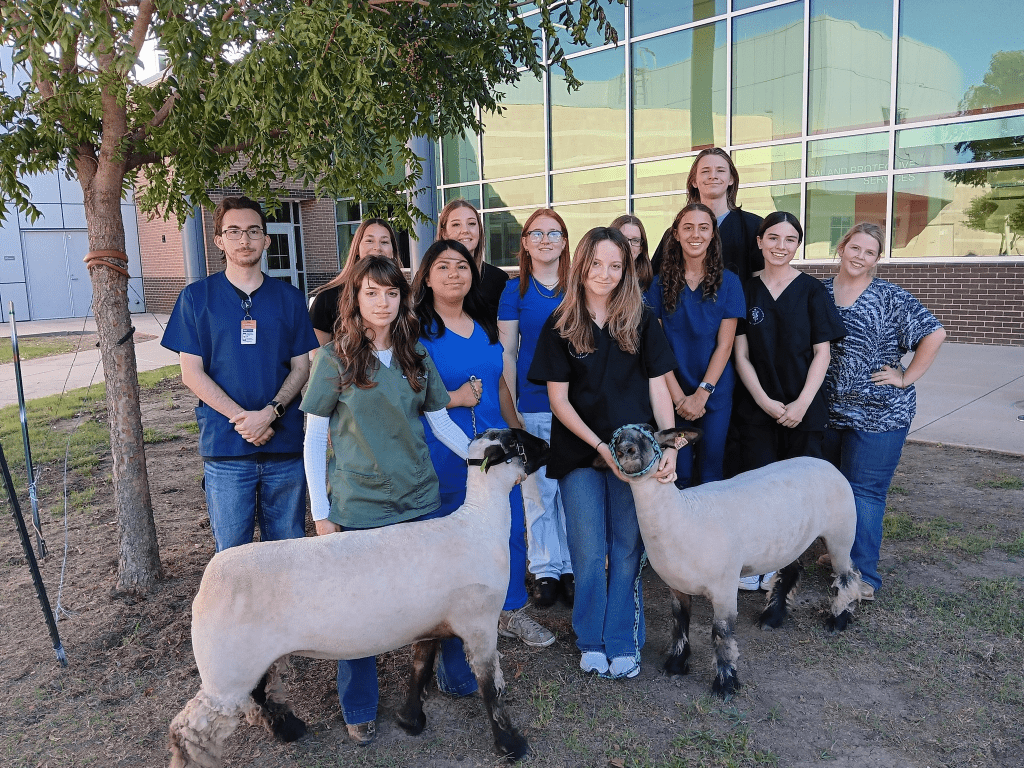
<box><xmin>732</xmin><ymin>212</ymin><xmax>846</xmax><ymax>471</ymax></box>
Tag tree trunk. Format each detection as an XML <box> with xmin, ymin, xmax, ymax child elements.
<box><xmin>83</xmin><ymin>177</ymin><xmax>163</xmax><ymax>593</ymax></box>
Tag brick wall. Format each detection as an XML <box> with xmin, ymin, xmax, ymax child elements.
<box><xmin>138</xmin><ymin>207</ymin><xmax>186</xmax><ymax>312</ymax></box>
<box><xmin>300</xmin><ymin>198</ymin><xmax>341</xmax><ymax>295</ymax></box>
<box><xmin>800</xmin><ymin>261</ymin><xmax>1024</xmax><ymax>347</ymax></box>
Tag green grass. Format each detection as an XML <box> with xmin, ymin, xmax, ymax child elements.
<box><xmin>889</xmin><ymin>578</ymin><xmax>1024</xmax><ymax>640</ymax></box>
<box><xmin>0</xmin><ymin>335</ymin><xmax>86</xmax><ymax>365</ymax></box>
<box><xmin>975</xmin><ymin>473</ymin><xmax>1024</xmax><ymax>490</ymax></box>
<box><xmin>882</xmin><ymin>508</ymin><xmax>999</xmax><ymax>556</ymax></box>
<box><xmin>142</xmin><ymin>427</ymin><xmax>178</xmax><ymax>444</ymax></box>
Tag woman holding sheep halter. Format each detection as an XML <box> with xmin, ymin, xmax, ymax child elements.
<box><xmin>823</xmin><ymin>222</ymin><xmax>945</xmax><ymax>601</ymax></box>
<box><xmin>300</xmin><ymin>256</ymin><xmax>476</xmax><ymax>746</ymax></box>
<box><xmin>413</xmin><ymin>239</ymin><xmax>555</xmax><ymax>650</ymax></box>
<box><xmin>528</xmin><ymin>227</ymin><xmax>678</xmax><ymax>679</ymax></box>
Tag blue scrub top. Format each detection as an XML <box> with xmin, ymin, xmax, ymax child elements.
<box><xmin>498</xmin><ymin>277</ymin><xmax>563</xmax><ymax>413</ymax></box>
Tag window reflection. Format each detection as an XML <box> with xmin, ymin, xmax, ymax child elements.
<box><xmin>732</xmin><ymin>144</ymin><xmax>802</xmax><ymax>182</ymax></box>
<box><xmin>443</xmin><ymin>184</ymin><xmax>481</xmax><ymax>209</ymax></box>
<box><xmin>555</xmin><ymin>1</ymin><xmax>626</xmax><ymax>56</ymax></box>
<box><xmin>484</xmin><ymin>176</ymin><xmax>547</xmax><ymax>210</ymax></box>
<box><xmin>552</xmin><ymin>165</ymin><xmax>627</xmax><ymax>202</ymax></box>
<box><xmin>634</xmin><ymin>157</ymin><xmax>693</xmax><ymax>195</ymax></box>
<box><xmin>896</xmin><ymin>116</ymin><xmax>1024</xmax><ymax>170</ymax></box>
<box><xmin>441</xmin><ymin>133</ymin><xmax>479</xmax><ymax>185</ymax></box>
<box><xmin>892</xmin><ymin>166</ymin><xmax>1024</xmax><ymax>258</ymax></box>
<box><xmin>631</xmin><ymin>0</ymin><xmax>724</xmax><ymax>39</ymax></box>
<box><xmin>806</xmin><ymin>176</ymin><xmax>887</xmax><ymax>258</ymax></box>
<box><xmin>632</xmin><ymin>194</ymin><xmax>688</xmax><ymax>247</ymax></box>
<box><xmin>808</xmin><ymin>0</ymin><xmax>893</xmax><ymax>134</ymax></box>
<box><xmin>807</xmin><ymin>133</ymin><xmax>889</xmax><ymax>177</ymax></box>
<box><xmin>633</xmin><ymin>22</ymin><xmax>726</xmax><ymax>159</ymax></box>
<box><xmin>482</xmin><ymin>77</ymin><xmax>545</xmax><ymax>179</ymax></box>
<box><xmin>485</xmin><ymin>210</ymin><xmax>531</xmax><ymax>267</ymax></box>
<box><xmin>555</xmin><ymin>200</ymin><xmax>628</xmax><ymax>248</ymax></box>
<box><xmin>732</xmin><ymin>2</ymin><xmax>804</xmax><ymax>145</ymax></box>
<box><xmin>550</xmin><ymin>47</ymin><xmax>627</xmax><ymax>170</ymax></box>
<box><xmin>737</xmin><ymin>183</ymin><xmax>801</xmax><ymax>224</ymax></box>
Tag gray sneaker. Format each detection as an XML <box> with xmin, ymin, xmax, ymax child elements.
<box><xmin>499</xmin><ymin>608</ymin><xmax>556</xmax><ymax>648</ymax></box>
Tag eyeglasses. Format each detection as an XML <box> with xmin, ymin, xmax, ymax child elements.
<box><xmin>527</xmin><ymin>229</ymin><xmax>564</xmax><ymax>243</ymax></box>
<box><xmin>221</xmin><ymin>227</ymin><xmax>266</xmax><ymax>240</ymax></box>
<box><xmin>626</xmin><ymin>237</ymin><xmax>642</xmax><ymax>248</ymax></box>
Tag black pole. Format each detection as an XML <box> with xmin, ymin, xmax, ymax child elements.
<box><xmin>0</xmin><ymin>439</ymin><xmax>67</xmax><ymax>666</ymax></box>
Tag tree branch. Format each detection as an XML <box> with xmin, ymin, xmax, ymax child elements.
<box><xmin>148</xmin><ymin>91</ymin><xmax>178</xmax><ymax>129</ymax></box>
<box><xmin>129</xmin><ymin>0</ymin><xmax>156</xmax><ymax>61</ymax></box>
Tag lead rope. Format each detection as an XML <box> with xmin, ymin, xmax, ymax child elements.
<box><xmin>468</xmin><ymin>375</ymin><xmax>481</xmax><ymax>438</ymax></box>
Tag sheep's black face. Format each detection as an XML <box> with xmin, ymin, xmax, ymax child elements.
<box><xmin>610</xmin><ymin>427</ymin><xmax>655</xmax><ymax>477</ymax></box>
<box><xmin>473</xmin><ymin>428</ymin><xmax>549</xmax><ymax>476</ymax></box>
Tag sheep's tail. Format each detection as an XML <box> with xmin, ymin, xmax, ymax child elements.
<box><xmin>168</xmin><ymin>688</ymin><xmax>240</xmax><ymax>768</ymax></box>
<box><xmin>247</xmin><ymin>657</ymin><xmax>307</xmax><ymax>743</ymax></box>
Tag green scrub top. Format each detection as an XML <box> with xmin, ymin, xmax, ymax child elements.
<box><xmin>301</xmin><ymin>343</ymin><xmax>450</xmax><ymax>528</ymax></box>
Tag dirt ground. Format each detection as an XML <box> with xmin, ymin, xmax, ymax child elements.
<box><xmin>1</xmin><ymin>375</ymin><xmax>1022</xmax><ymax>768</ymax></box>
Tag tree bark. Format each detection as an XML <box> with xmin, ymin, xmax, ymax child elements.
<box><xmin>80</xmin><ymin>160</ymin><xmax>163</xmax><ymax>594</ymax></box>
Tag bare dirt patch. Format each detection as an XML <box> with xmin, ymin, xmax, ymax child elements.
<box><xmin>1</xmin><ymin>375</ymin><xmax>1021</xmax><ymax>767</ymax></box>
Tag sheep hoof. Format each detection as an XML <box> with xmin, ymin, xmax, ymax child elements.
<box><xmin>273</xmin><ymin>712</ymin><xmax>307</xmax><ymax>743</ymax></box>
<box><xmin>663</xmin><ymin>648</ymin><xmax>691</xmax><ymax>676</ymax></box>
<box><xmin>711</xmin><ymin>669</ymin><xmax>741</xmax><ymax>700</ymax></box>
<box><xmin>495</xmin><ymin>729</ymin><xmax>530</xmax><ymax>762</ymax></box>
<box><xmin>396</xmin><ymin>710</ymin><xmax>427</xmax><ymax>736</ymax></box>
<box><xmin>825</xmin><ymin>610</ymin><xmax>853</xmax><ymax>634</ymax></box>
<box><xmin>756</xmin><ymin>605</ymin><xmax>787</xmax><ymax>630</ymax></box>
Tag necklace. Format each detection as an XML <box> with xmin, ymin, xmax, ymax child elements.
<box><xmin>531</xmin><ymin>276</ymin><xmax>560</xmax><ymax>299</ymax></box>
<box><xmin>685</xmin><ymin>272</ymin><xmax>704</xmax><ymax>290</ymax></box>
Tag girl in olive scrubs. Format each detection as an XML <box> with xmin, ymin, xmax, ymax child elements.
<box><xmin>301</xmin><ymin>256</ymin><xmax>475</xmax><ymax>744</ymax></box>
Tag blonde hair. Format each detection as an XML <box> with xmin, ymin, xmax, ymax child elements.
<box><xmin>837</xmin><ymin>222</ymin><xmax>885</xmax><ymax>257</ymax></box>
<box><xmin>554</xmin><ymin>227</ymin><xmax>642</xmax><ymax>355</ymax></box>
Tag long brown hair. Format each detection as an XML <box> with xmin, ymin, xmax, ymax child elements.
<box><xmin>313</xmin><ymin>218</ymin><xmax>401</xmax><ymax>298</ymax></box>
<box><xmin>515</xmin><ymin>208</ymin><xmax>571</xmax><ymax>297</ymax></box>
<box><xmin>554</xmin><ymin>227</ymin><xmax>642</xmax><ymax>355</ymax></box>
<box><xmin>610</xmin><ymin>213</ymin><xmax>654</xmax><ymax>292</ymax></box>
<box><xmin>660</xmin><ymin>203</ymin><xmax>725</xmax><ymax>311</ymax></box>
<box><xmin>686</xmin><ymin>148</ymin><xmax>743</xmax><ymax>211</ymax></box>
<box><xmin>437</xmin><ymin>199</ymin><xmax>484</xmax><ymax>267</ymax></box>
<box><xmin>333</xmin><ymin>257</ymin><xmax>426</xmax><ymax>392</ymax></box>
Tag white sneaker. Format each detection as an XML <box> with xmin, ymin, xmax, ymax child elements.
<box><xmin>738</xmin><ymin>575</ymin><xmax>761</xmax><ymax>591</ymax></box>
<box><xmin>608</xmin><ymin>656</ymin><xmax>640</xmax><ymax>679</ymax></box>
<box><xmin>759</xmin><ymin>571</ymin><xmax>777</xmax><ymax>591</ymax></box>
<box><xmin>580</xmin><ymin>651</ymin><xmax>609</xmax><ymax>674</ymax></box>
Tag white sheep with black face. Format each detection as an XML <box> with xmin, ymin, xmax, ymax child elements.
<box><xmin>608</xmin><ymin>424</ymin><xmax>864</xmax><ymax>698</ymax></box>
<box><xmin>168</xmin><ymin>428</ymin><xmax>549</xmax><ymax>767</ymax></box>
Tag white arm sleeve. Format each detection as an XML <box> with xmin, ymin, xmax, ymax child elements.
<box><xmin>425</xmin><ymin>408</ymin><xmax>471</xmax><ymax>461</ymax></box>
<box><xmin>303</xmin><ymin>414</ymin><xmax>332</xmax><ymax>521</ymax></box>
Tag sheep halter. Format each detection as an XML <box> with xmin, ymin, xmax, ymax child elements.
<box><xmin>610</xmin><ymin>424</ymin><xmax>662</xmax><ymax>478</ymax></box>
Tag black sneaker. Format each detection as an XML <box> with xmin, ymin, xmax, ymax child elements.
<box><xmin>559</xmin><ymin>573</ymin><xmax>575</xmax><ymax>608</ymax></box>
<box><xmin>532</xmin><ymin>577</ymin><xmax>560</xmax><ymax>608</ymax></box>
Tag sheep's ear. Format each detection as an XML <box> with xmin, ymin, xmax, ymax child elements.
<box><xmin>655</xmin><ymin>427</ymin><xmax>703</xmax><ymax>449</ymax></box>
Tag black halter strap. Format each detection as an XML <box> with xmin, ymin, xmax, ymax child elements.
<box><xmin>466</xmin><ymin>439</ymin><xmax>526</xmax><ymax>470</ymax></box>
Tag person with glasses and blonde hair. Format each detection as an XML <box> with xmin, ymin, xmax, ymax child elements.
<box><xmin>498</xmin><ymin>209</ymin><xmax>575</xmax><ymax>609</ymax></box>
<box><xmin>823</xmin><ymin>222</ymin><xmax>945</xmax><ymax>601</ymax></box>
<box><xmin>162</xmin><ymin>196</ymin><xmax>320</xmax><ymax>552</ymax></box>
<box><xmin>308</xmin><ymin>218</ymin><xmax>402</xmax><ymax>347</ymax></box>
<box><xmin>610</xmin><ymin>214</ymin><xmax>654</xmax><ymax>292</ymax></box>
<box><xmin>437</xmin><ymin>199</ymin><xmax>509</xmax><ymax>321</ymax></box>
<box><xmin>528</xmin><ymin>227</ymin><xmax>678</xmax><ymax>679</ymax></box>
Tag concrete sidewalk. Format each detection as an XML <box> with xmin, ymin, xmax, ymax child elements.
<box><xmin>2</xmin><ymin>314</ymin><xmax>1023</xmax><ymax>456</ymax></box>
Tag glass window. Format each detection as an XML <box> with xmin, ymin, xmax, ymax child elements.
<box><xmin>892</xmin><ymin>166</ymin><xmax>1024</xmax><ymax>258</ymax></box>
<box><xmin>441</xmin><ymin>132</ymin><xmax>480</xmax><ymax>185</ymax></box>
<box><xmin>336</xmin><ymin>200</ymin><xmax>361</xmax><ymax>223</ymax></box>
<box><xmin>555</xmin><ymin>1</ymin><xmax>626</xmax><ymax>56</ymax></box>
<box><xmin>551</xmin><ymin>47</ymin><xmax>627</xmax><ymax>170</ymax></box>
<box><xmin>632</xmin><ymin>194</ymin><xmax>689</xmax><ymax>245</ymax></box>
<box><xmin>808</xmin><ymin>0</ymin><xmax>893</xmax><ymax>134</ymax></box>
<box><xmin>733</xmin><ymin>0</ymin><xmax>772</xmax><ymax>10</ymax></box>
<box><xmin>485</xmin><ymin>209</ymin><xmax>532</xmax><ymax>267</ymax></box>
<box><xmin>633</xmin><ymin>21</ymin><xmax>726</xmax><ymax>159</ymax></box>
<box><xmin>482</xmin><ymin>76</ymin><xmax>546</xmax><ymax>179</ymax></box>
<box><xmin>484</xmin><ymin>176</ymin><xmax>547</xmax><ymax>210</ymax></box>
<box><xmin>736</xmin><ymin>183</ymin><xmax>801</xmax><ymax>223</ymax></box>
<box><xmin>443</xmin><ymin>184</ymin><xmax>481</xmax><ymax>209</ymax></box>
<box><xmin>805</xmin><ymin>176</ymin><xmax>887</xmax><ymax>258</ymax></box>
<box><xmin>807</xmin><ymin>133</ymin><xmax>889</xmax><ymax>177</ymax></box>
<box><xmin>556</xmin><ymin>200</ymin><xmax>629</xmax><ymax>247</ymax></box>
<box><xmin>631</xmin><ymin>0</ymin><xmax>724</xmax><ymax>39</ymax></box>
<box><xmin>732</xmin><ymin>143</ymin><xmax>802</xmax><ymax>182</ymax></box>
<box><xmin>897</xmin><ymin>1</ymin><xmax>1024</xmax><ymax>123</ymax></box>
<box><xmin>633</xmin><ymin>156</ymin><xmax>693</xmax><ymax>195</ymax></box>
<box><xmin>552</xmin><ymin>165</ymin><xmax>627</xmax><ymax>202</ymax></box>
<box><xmin>732</xmin><ymin>2</ymin><xmax>805</xmax><ymax>145</ymax></box>
<box><xmin>896</xmin><ymin>115</ymin><xmax>1024</xmax><ymax>170</ymax></box>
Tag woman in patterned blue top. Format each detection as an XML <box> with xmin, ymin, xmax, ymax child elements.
<box><xmin>823</xmin><ymin>223</ymin><xmax>946</xmax><ymax>600</ymax></box>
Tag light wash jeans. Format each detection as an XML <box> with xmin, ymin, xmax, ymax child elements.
<box><xmin>823</xmin><ymin>425</ymin><xmax>909</xmax><ymax>591</ymax></box>
<box><xmin>521</xmin><ymin>412</ymin><xmax>573</xmax><ymax>580</ymax></box>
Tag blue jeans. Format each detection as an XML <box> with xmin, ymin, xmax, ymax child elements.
<box><xmin>335</xmin><ymin>505</ymin><xmax>477</xmax><ymax>724</ymax></box>
<box><xmin>674</xmin><ymin>405</ymin><xmax>732</xmax><ymax>488</ymax></box>
<box><xmin>823</xmin><ymin>426</ymin><xmax>909</xmax><ymax>591</ymax></box>
<box><xmin>559</xmin><ymin>467</ymin><xmax>646</xmax><ymax>660</ymax></box>
<box><xmin>203</xmin><ymin>455</ymin><xmax>306</xmax><ymax>552</ymax></box>
<box><xmin>521</xmin><ymin>412</ymin><xmax>573</xmax><ymax>580</ymax></box>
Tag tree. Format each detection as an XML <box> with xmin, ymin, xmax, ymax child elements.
<box><xmin>0</xmin><ymin>0</ymin><xmax>620</xmax><ymax>593</ymax></box>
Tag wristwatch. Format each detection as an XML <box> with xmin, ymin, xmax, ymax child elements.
<box><xmin>268</xmin><ymin>400</ymin><xmax>286</xmax><ymax>418</ymax></box>
<box><xmin>698</xmin><ymin>382</ymin><xmax>716</xmax><ymax>395</ymax></box>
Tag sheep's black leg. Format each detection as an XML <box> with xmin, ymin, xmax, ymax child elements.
<box><xmin>664</xmin><ymin>589</ymin><xmax>692</xmax><ymax>676</ymax></box>
<box><xmin>467</xmin><ymin>645</ymin><xmax>528</xmax><ymax>761</ymax></box>
<box><xmin>710</xmin><ymin>616</ymin><xmax>741</xmax><ymax>699</ymax></box>
<box><xmin>251</xmin><ymin>666</ymin><xmax>306</xmax><ymax>742</ymax></box>
<box><xmin>757</xmin><ymin>562</ymin><xmax>802</xmax><ymax>630</ymax></box>
<box><xmin>397</xmin><ymin>640</ymin><xmax>439</xmax><ymax>736</ymax></box>
<box><xmin>824</xmin><ymin>568</ymin><xmax>859</xmax><ymax>633</ymax></box>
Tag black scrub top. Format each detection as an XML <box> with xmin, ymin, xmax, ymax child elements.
<box><xmin>479</xmin><ymin>262</ymin><xmax>510</xmax><ymax>323</ymax></box>
<box><xmin>528</xmin><ymin>307</ymin><xmax>678</xmax><ymax>479</ymax></box>
<box><xmin>734</xmin><ymin>271</ymin><xmax>846</xmax><ymax>431</ymax></box>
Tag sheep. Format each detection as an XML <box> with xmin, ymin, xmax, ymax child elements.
<box><xmin>168</xmin><ymin>427</ymin><xmax>549</xmax><ymax>768</ymax></box>
<box><xmin>607</xmin><ymin>424</ymin><xmax>864</xmax><ymax>698</ymax></box>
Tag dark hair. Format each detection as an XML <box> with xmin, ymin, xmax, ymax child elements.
<box><xmin>686</xmin><ymin>148</ymin><xmax>743</xmax><ymax>211</ymax></box>
<box><xmin>660</xmin><ymin>203</ymin><xmax>725</xmax><ymax>310</ymax></box>
<box><xmin>757</xmin><ymin>211</ymin><xmax>804</xmax><ymax>244</ymax></box>
<box><xmin>413</xmin><ymin>240</ymin><xmax>498</xmax><ymax>343</ymax></box>
<box><xmin>610</xmin><ymin>214</ymin><xmax>654</xmax><ymax>292</ymax></box>
<box><xmin>313</xmin><ymin>218</ymin><xmax>401</xmax><ymax>298</ymax></box>
<box><xmin>334</xmin><ymin>256</ymin><xmax>425</xmax><ymax>392</ymax></box>
<box><xmin>214</xmin><ymin>196</ymin><xmax>267</xmax><ymax>234</ymax></box>
<box><xmin>515</xmin><ymin>208</ymin><xmax>572</xmax><ymax>298</ymax></box>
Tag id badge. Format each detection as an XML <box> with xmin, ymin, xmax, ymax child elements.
<box><xmin>241</xmin><ymin>319</ymin><xmax>257</xmax><ymax>345</ymax></box>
